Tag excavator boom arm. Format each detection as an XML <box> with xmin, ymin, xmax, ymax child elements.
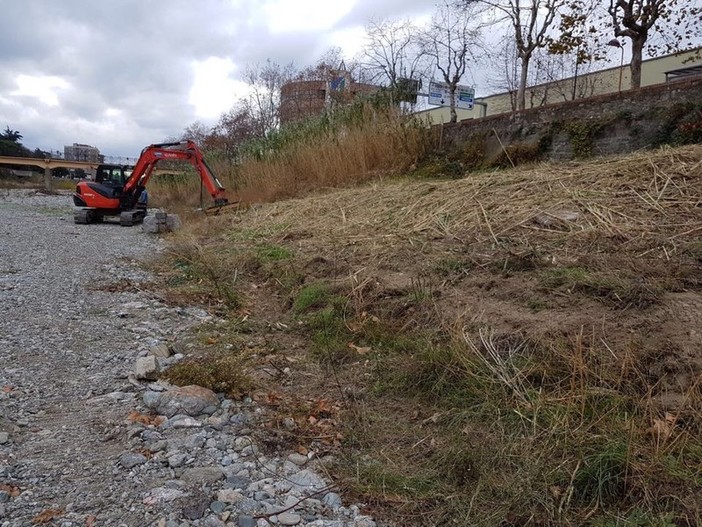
<box><xmin>122</xmin><ymin>141</ymin><xmax>227</xmax><ymax>209</ymax></box>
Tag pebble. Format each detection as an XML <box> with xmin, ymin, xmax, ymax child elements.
<box><xmin>0</xmin><ymin>191</ymin><xmax>376</xmax><ymax>526</ymax></box>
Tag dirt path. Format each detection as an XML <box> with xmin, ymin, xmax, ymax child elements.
<box><xmin>0</xmin><ymin>190</ymin><xmax>376</xmax><ymax>527</ymax></box>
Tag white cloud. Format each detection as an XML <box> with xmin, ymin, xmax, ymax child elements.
<box><xmin>189</xmin><ymin>57</ymin><xmax>251</xmax><ymax>120</ymax></box>
<box><xmin>11</xmin><ymin>74</ymin><xmax>69</xmax><ymax>107</ymax></box>
<box><xmin>263</xmin><ymin>0</ymin><xmax>355</xmax><ymax>33</ymax></box>
<box><xmin>328</xmin><ymin>26</ymin><xmax>367</xmax><ymax>59</ymax></box>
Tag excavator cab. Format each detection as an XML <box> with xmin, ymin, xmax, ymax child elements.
<box><xmin>95</xmin><ymin>164</ymin><xmax>129</xmax><ymax>188</ymax></box>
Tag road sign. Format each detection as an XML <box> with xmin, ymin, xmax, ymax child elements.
<box><xmin>428</xmin><ymin>81</ymin><xmax>475</xmax><ymax>110</ymax></box>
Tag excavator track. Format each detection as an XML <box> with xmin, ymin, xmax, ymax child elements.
<box><xmin>119</xmin><ymin>209</ymin><xmax>146</xmax><ymax>226</ymax></box>
<box><xmin>74</xmin><ymin>209</ymin><xmax>103</xmax><ymax>224</ymax></box>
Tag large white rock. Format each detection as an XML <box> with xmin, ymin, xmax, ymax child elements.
<box><xmin>135</xmin><ymin>356</ymin><xmax>159</xmax><ymax>380</ymax></box>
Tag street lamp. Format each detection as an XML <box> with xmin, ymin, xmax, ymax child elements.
<box><xmin>607</xmin><ymin>39</ymin><xmax>625</xmax><ymax>93</ymax></box>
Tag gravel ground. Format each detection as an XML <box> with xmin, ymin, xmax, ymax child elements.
<box><xmin>0</xmin><ymin>190</ymin><xmax>375</xmax><ymax>527</ymax></box>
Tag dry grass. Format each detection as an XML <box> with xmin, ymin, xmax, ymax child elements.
<box><xmin>151</xmin><ymin>144</ymin><xmax>702</xmax><ymax>527</ymax></box>
<box><xmin>148</xmin><ymin>107</ymin><xmax>432</xmax><ymax>211</ymax></box>
<box><xmin>218</xmin><ymin>144</ymin><xmax>702</xmax><ymax>257</ymax></box>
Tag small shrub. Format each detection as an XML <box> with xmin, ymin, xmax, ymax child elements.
<box><xmin>461</xmin><ymin>133</ymin><xmax>488</xmax><ymax>169</ymax></box>
<box><xmin>166</xmin><ymin>240</ymin><xmax>242</xmax><ymax>310</ymax></box>
<box><xmin>494</xmin><ymin>141</ymin><xmax>543</xmax><ymax>167</ymax></box>
<box><xmin>573</xmin><ymin>442</ymin><xmax>629</xmax><ymax>506</ymax></box>
<box><xmin>162</xmin><ymin>353</ymin><xmax>252</xmax><ymax>398</ymax></box>
<box><xmin>412</xmin><ymin>155</ymin><xmax>465</xmax><ymax>179</ymax></box>
<box><xmin>308</xmin><ymin>307</ymin><xmax>352</xmax><ymax>364</ymax></box>
<box><xmin>672</xmin><ymin>107</ymin><xmax>702</xmax><ymax>145</ymax></box>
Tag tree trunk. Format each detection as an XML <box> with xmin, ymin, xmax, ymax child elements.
<box><xmin>630</xmin><ymin>37</ymin><xmax>645</xmax><ymax>89</ymax></box>
<box><xmin>449</xmin><ymin>86</ymin><xmax>457</xmax><ymax>123</ymax></box>
<box><xmin>517</xmin><ymin>55</ymin><xmax>530</xmax><ymax>111</ymax></box>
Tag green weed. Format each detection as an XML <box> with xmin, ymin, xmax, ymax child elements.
<box><xmin>257</xmin><ymin>244</ymin><xmax>293</xmax><ymax>262</ymax></box>
<box><xmin>573</xmin><ymin>441</ymin><xmax>629</xmax><ymax>506</ymax></box>
<box><xmin>293</xmin><ymin>283</ymin><xmax>335</xmax><ymax>314</ymax></box>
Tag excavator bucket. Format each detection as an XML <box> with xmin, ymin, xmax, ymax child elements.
<box><xmin>203</xmin><ymin>200</ymin><xmax>243</xmax><ymax>216</ymax></box>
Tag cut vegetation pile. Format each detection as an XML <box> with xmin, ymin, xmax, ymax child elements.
<box><xmin>152</xmin><ymin>144</ymin><xmax>702</xmax><ymax>527</ymax></box>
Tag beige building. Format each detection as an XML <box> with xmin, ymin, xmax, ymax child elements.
<box><xmin>416</xmin><ymin>47</ymin><xmax>702</xmax><ymax>125</ymax></box>
<box><xmin>64</xmin><ymin>143</ymin><xmax>101</xmax><ymax>163</ymax></box>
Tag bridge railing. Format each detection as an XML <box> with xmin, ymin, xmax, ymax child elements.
<box><xmin>40</xmin><ymin>151</ymin><xmax>138</xmax><ymax>166</ymax></box>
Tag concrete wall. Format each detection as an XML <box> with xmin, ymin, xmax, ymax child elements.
<box><xmin>437</xmin><ymin>76</ymin><xmax>702</xmax><ymax>165</ymax></box>
<box><xmin>419</xmin><ymin>48</ymin><xmax>702</xmax><ymax>125</ymax></box>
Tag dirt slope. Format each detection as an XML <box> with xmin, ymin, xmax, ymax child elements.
<box><xmin>157</xmin><ymin>144</ymin><xmax>702</xmax><ymax>526</ymax></box>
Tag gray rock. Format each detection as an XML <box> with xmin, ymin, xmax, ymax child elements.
<box><xmin>230</xmin><ymin>413</ymin><xmax>249</xmax><ymax>426</ymax></box>
<box><xmin>203</xmin><ymin>515</ymin><xmax>226</xmax><ymax>527</ymax></box>
<box><xmin>0</xmin><ymin>491</ymin><xmax>9</xmax><ymax>504</ymax></box>
<box><xmin>209</xmin><ymin>501</ymin><xmax>226</xmax><ymax>514</ymax></box>
<box><xmin>152</xmin><ymin>385</ymin><xmax>220</xmax><ymax>417</ymax></box>
<box><xmin>135</xmin><ymin>355</ymin><xmax>160</xmax><ymax>380</ymax></box>
<box><xmin>0</xmin><ymin>432</ymin><xmax>9</xmax><ymax>445</ymax></box>
<box><xmin>142</xmin><ymin>390</ymin><xmax>162</xmax><ymax>408</ymax></box>
<box><xmin>233</xmin><ymin>436</ymin><xmax>253</xmax><ymax>452</ymax></box>
<box><xmin>277</xmin><ymin>512</ymin><xmax>301</xmax><ymax>525</ymax></box>
<box><xmin>288</xmin><ymin>470</ymin><xmax>327</xmax><ymax>492</ymax></box>
<box><xmin>119</xmin><ymin>452</ymin><xmax>148</xmax><ymax>469</ymax></box>
<box><xmin>169</xmin><ymin>415</ymin><xmax>202</xmax><ymax>428</ymax></box>
<box><xmin>168</xmin><ymin>453</ymin><xmax>188</xmax><ymax>468</ymax></box>
<box><xmin>241</xmin><ymin>445</ymin><xmax>258</xmax><ymax>457</ymax></box>
<box><xmin>237</xmin><ymin>515</ymin><xmax>256</xmax><ymax>527</ymax></box>
<box><xmin>141</xmin><ymin>211</ymin><xmax>181</xmax><ymax>234</ymax></box>
<box><xmin>182</xmin><ymin>498</ymin><xmax>209</xmax><ymax>520</ymax></box>
<box><xmin>150</xmin><ymin>343</ymin><xmax>172</xmax><ymax>358</ymax></box>
<box><xmin>322</xmin><ymin>492</ymin><xmax>343</xmax><ymax>510</ymax></box>
<box><xmin>149</xmin><ymin>440</ymin><xmax>169</xmax><ymax>453</ymax></box>
<box><xmin>181</xmin><ymin>467</ymin><xmax>224</xmax><ymax>485</ymax></box>
<box><xmin>217</xmin><ymin>489</ymin><xmax>245</xmax><ymax>504</ymax></box>
<box><xmin>287</xmin><ymin>453</ymin><xmax>307</xmax><ymax>466</ymax></box>
<box><xmin>225</xmin><ymin>475</ymin><xmax>251</xmax><ymax>490</ymax></box>
<box><xmin>166</xmin><ymin>214</ymin><xmax>182</xmax><ymax>232</ymax></box>
<box><xmin>146</xmin><ymin>487</ymin><xmax>186</xmax><ymax>503</ymax></box>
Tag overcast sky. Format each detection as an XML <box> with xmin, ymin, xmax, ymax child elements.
<box><xmin>0</xmin><ymin>0</ymin><xmax>433</xmax><ymax>157</ymax></box>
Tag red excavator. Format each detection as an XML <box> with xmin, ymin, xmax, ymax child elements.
<box><xmin>72</xmin><ymin>140</ymin><xmax>228</xmax><ymax>225</ymax></box>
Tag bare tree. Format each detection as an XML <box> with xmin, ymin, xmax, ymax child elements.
<box><xmin>604</xmin><ymin>0</ymin><xmax>702</xmax><ymax>89</ymax></box>
<box><xmin>180</xmin><ymin>121</ymin><xmax>212</xmax><ymax>148</ymax></box>
<box><xmin>463</xmin><ymin>0</ymin><xmax>569</xmax><ymax>111</ymax></box>
<box><xmin>244</xmin><ymin>59</ymin><xmax>297</xmax><ymax>137</ymax></box>
<box><xmin>296</xmin><ymin>47</ymin><xmax>351</xmax><ymax>81</ymax></box>
<box><xmin>208</xmin><ymin>101</ymin><xmax>260</xmax><ymax>159</ymax></box>
<box><xmin>421</xmin><ymin>2</ymin><xmax>478</xmax><ymax>122</ymax></box>
<box><xmin>359</xmin><ymin>19</ymin><xmax>426</xmax><ymax>90</ymax></box>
